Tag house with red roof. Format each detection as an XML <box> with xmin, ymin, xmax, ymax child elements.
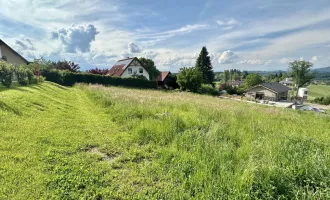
<box><xmin>157</xmin><ymin>71</ymin><xmax>171</xmax><ymax>86</ymax></box>
<box><xmin>107</xmin><ymin>57</ymin><xmax>150</xmax><ymax>80</ymax></box>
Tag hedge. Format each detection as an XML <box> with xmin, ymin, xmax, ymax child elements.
<box><xmin>41</xmin><ymin>70</ymin><xmax>158</xmax><ymax>89</ymax></box>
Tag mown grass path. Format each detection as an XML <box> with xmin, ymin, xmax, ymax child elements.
<box><xmin>0</xmin><ymin>83</ymin><xmax>119</xmax><ymax>199</ymax></box>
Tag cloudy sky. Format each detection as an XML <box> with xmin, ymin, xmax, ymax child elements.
<box><xmin>1</xmin><ymin>0</ymin><xmax>330</xmax><ymax>72</ymax></box>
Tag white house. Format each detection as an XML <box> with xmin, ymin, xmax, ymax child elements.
<box><xmin>107</xmin><ymin>57</ymin><xmax>150</xmax><ymax>80</ymax></box>
<box><xmin>0</xmin><ymin>39</ymin><xmax>29</xmax><ymax>65</ymax></box>
<box><xmin>279</xmin><ymin>78</ymin><xmax>295</xmax><ymax>86</ymax></box>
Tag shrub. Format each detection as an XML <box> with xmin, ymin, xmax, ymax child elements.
<box><xmin>197</xmin><ymin>84</ymin><xmax>219</xmax><ymax>96</ymax></box>
<box><xmin>38</xmin><ymin>76</ymin><xmax>45</xmax><ymax>83</ymax></box>
<box><xmin>313</xmin><ymin>96</ymin><xmax>330</xmax><ymax>105</ymax></box>
<box><xmin>40</xmin><ymin>70</ymin><xmax>157</xmax><ymax>89</ymax></box>
<box><xmin>0</xmin><ymin>61</ymin><xmax>13</xmax><ymax>88</ymax></box>
<box><xmin>27</xmin><ymin>69</ymin><xmax>34</xmax><ymax>84</ymax></box>
<box><xmin>177</xmin><ymin>67</ymin><xmax>203</xmax><ymax>92</ymax></box>
<box><xmin>16</xmin><ymin>67</ymin><xmax>29</xmax><ymax>86</ymax></box>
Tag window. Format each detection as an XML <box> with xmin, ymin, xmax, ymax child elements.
<box><xmin>1</xmin><ymin>56</ymin><xmax>7</xmax><ymax>61</ymax></box>
<box><xmin>128</xmin><ymin>68</ymin><xmax>132</xmax><ymax>74</ymax></box>
<box><xmin>304</xmin><ymin>91</ymin><xmax>308</xmax><ymax>95</ymax></box>
<box><xmin>139</xmin><ymin>68</ymin><xmax>143</xmax><ymax>73</ymax></box>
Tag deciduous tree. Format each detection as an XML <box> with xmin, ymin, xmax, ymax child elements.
<box><xmin>139</xmin><ymin>58</ymin><xmax>160</xmax><ymax>80</ymax></box>
<box><xmin>177</xmin><ymin>67</ymin><xmax>203</xmax><ymax>92</ymax></box>
<box><xmin>245</xmin><ymin>73</ymin><xmax>263</xmax><ymax>88</ymax></box>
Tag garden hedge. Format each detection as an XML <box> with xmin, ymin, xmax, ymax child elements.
<box><xmin>41</xmin><ymin>70</ymin><xmax>157</xmax><ymax>89</ymax></box>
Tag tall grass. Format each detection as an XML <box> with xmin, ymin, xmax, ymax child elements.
<box><xmin>0</xmin><ymin>82</ymin><xmax>329</xmax><ymax>199</ymax></box>
<box><xmin>82</xmin><ymin>84</ymin><xmax>330</xmax><ymax>199</ymax></box>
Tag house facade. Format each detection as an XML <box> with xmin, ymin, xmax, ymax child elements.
<box><xmin>107</xmin><ymin>57</ymin><xmax>150</xmax><ymax>80</ymax></box>
<box><xmin>0</xmin><ymin>39</ymin><xmax>29</xmax><ymax>65</ymax></box>
<box><xmin>245</xmin><ymin>82</ymin><xmax>291</xmax><ymax>101</ymax></box>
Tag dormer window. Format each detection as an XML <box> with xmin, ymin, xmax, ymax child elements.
<box><xmin>128</xmin><ymin>68</ymin><xmax>132</xmax><ymax>74</ymax></box>
<box><xmin>139</xmin><ymin>68</ymin><xmax>143</xmax><ymax>73</ymax></box>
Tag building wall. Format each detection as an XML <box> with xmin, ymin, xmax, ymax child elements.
<box><xmin>0</xmin><ymin>45</ymin><xmax>28</xmax><ymax>66</ymax></box>
<box><xmin>121</xmin><ymin>62</ymin><xmax>150</xmax><ymax>80</ymax></box>
<box><xmin>245</xmin><ymin>86</ymin><xmax>278</xmax><ymax>100</ymax></box>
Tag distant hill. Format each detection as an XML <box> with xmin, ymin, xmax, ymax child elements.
<box><xmin>313</xmin><ymin>67</ymin><xmax>330</xmax><ymax>73</ymax></box>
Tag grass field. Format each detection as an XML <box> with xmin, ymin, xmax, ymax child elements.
<box><xmin>308</xmin><ymin>85</ymin><xmax>330</xmax><ymax>99</ymax></box>
<box><xmin>1</xmin><ymin>82</ymin><xmax>330</xmax><ymax>199</ymax></box>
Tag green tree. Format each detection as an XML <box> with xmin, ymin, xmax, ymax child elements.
<box><xmin>195</xmin><ymin>47</ymin><xmax>214</xmax><ymax>84</ymax></box>
<box><xmin>0</xmin><ymin>61</ymin><xmax>13</xmax><ymax>88</ymax></box>
<box><xmin>245</xmin><ymin>73</ymin><xmax>263</xmax><ymax>88</ymax></box>
<box><xmin>224</xmin><ymin>70</ymin><xmax>230</xmax><ymax>83</ymax></box>
<box><xmin>177</xmin><ymin>67</ymin><xmax>203</xmax><ymax>92</ymax></box>
<box><xmin>139</xmin><ymin>58</ymin><xmax>160</xmax><ymax>80</ymax></box>
<box><xmin>232</xmin><ymin>73</ymin><xmax>240</xmax><ymax>81</ymax></box>
<box><xmin>289</xmin><ymin>60</ymin><xmax>314</xmax><ymax>97</ymax></box>
<box><xmin>53</xmin><ymin>60</ymin><xmax>80</xmax><ymax>72</ymax></box>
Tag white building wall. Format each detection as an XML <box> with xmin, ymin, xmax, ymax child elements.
<box><xmin>121</xmin><ymin>63</ymin><xmax>150</xmax><ymax>80</ymax></box>
<box><xmin>0</xmin><ymin>44</ymin><xmax>28</xmax><ymax>65</ymax></box>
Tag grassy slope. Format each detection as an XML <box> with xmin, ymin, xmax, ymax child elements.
<box><xmin>0</xmin><ymin>82</ymin><xmax>330</xmax><ymax>199</ymax></box>
<box><xmin>308</xmin><ymin>85</ymin><xmax>330</xmax><ymax>99</ymax></box>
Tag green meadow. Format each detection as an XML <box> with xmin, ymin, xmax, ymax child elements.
<box><xmin>308</xmin><ymin>85</ymin><xmax>330</xmax><ymax>99</ymax></box>
<box><xmin>1</xmin><ymin>82</ymin><xmax>330</xmax><ymax>199</ymax></box>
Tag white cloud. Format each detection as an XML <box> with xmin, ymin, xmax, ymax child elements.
<box><xmin>280</xmin><ymin>57</ymin><xmax>294</xmax><ymax>64</ymax></box>
<box><xmin>51</xmin><ymin>24</ymin><xmax>99</xmax><ymax>53</ymax></box>
<box><xmin>121</xmin><ymin>42</ymin><xmax>159</xmax><ymax>60</ymax></box>
<box><xmin>218</xmin><ymin>50</ymin><xmax>237</xmax><ymax>64</ymax></box>
<box><xmin>216</xmin><ymin>18</ymin><xmax>240</xmax><ymax>31</ymax></box>
<box><xmin>216</xmin><ymin>18</ymin><xmax>240</xmax><ymax>26</ymax></box>
<box><xmin>128</xmin><ymin>42</ymin><xmax>142</xmax><ymax>53</ymax></box>
<box><xmin>237</xmin><ymin>59</ymin><xmax>263</xmax><ymax>65</ymax></box>
<box><xmin>157</xmin><ymin>53</ymin><xmax>198</xmax><ymax>67</ymax></box>
<box><xmin>310</xmin><ymin>56</ymin><xmax>319</xmax><ymax>63</ymax></box>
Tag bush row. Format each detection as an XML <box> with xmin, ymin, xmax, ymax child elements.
<box><xmin>0</xmin><ymin>61</ymin><xmax>44</xmax><ymax>88</ymax></box>
<box><xmin>312</xmin><ymin>96</ymin><xmax>330</xmax><ymax>105</ymax></box>
<box><xmin>41</xmin><ymin>70</ymin><xmax>158</xmax><ymax>89</ymax></box>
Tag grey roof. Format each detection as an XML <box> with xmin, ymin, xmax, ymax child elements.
<box><xmin>261</xmin><ymin>82</ymin><xmax>291</xmax><ymax>93</ymax></box>
<box><xmin>112</xmin><ymin>57</ymin><xmax>135</xmax><ymax>68</ymax></box>
<box><xmin>246</xmin><ymin>82</ymin><xmax>291</xmax><ymax>93</ymax></box>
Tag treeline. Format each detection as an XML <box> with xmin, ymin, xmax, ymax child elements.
<box><xmin>0</xmin><ymin>61</ymin><xmax>44</xmax><ymax>88</ymax></box>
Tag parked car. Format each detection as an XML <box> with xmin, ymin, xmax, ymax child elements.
<box><xmin>300</xmin><ymin>106</ymin><xmax>326</xmax><ymax>113</ymax></box>
<box><xmin>311</xmin><ymin>107</ymin><xmax>326</xmax><ymax>114</ymax></box>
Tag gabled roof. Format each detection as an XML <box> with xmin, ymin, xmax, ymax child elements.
<box><xmin>107</xmin><ymin>57</ymin><xmax>149</xmax><ymax>77</ymax></box>
<box><xmin>246</xmin><ymin>82</ymin><xmax>291</xmax><ymax>94</ymax></box>
<box><xmin>157</xmin><ymin>71</ymin><xmax>170</xmax><ymax>82</ymax></box>
<box><xmin>0</xmin><ymin>39</ymin><xmax>29</xmax><ymax>64</ymax></box>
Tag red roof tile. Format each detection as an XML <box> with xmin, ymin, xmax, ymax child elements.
<box><xmin>107</xmin><ymin>64</ymin><xmax>126</xmax><ymax>76</ymax></box>
<box><xmin>157</xmin><ymin>71</ymin><xmax>170</xmax><ymax>82</ymax></box>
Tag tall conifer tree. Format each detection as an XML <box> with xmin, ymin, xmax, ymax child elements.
<box><xmin>195</xmin><ymin>47</ymin><xmax>214</xmax><ymax>84</ymax></box>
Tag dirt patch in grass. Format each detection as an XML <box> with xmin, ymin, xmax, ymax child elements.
<box><xmin>88</xmin><ymin>147</ymin><xmax>120</xmax><ymax>162</ymax></box>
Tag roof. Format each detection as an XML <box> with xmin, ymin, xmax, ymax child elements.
<box><xmin>157</xmin><ymin>71</ymin><xmax>170</xmax><ymax>82</ymax></box>
<box><xmin>246</xmin><ymin>82</ymin><xmax>291</xmax><ymax>93</ymax></box>
<box><xmin>107</xmin><ymin>57</ymin><xmax>149</xmax><ymax>77</ymax></box>
<box><xmin>0</xmin><ymin>39</ymin><xmax>29</xmax><ymax>64</ymax></box>
<box><xmin>231</xmin><ymin>80</ymin><xmax>245</xmax><ymax>85</ymax></box>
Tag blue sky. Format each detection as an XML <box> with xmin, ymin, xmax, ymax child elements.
<box><xmin>1</xmin><ymin>0</ymin><xmax>330</xmax><ymax>72</ymax></box>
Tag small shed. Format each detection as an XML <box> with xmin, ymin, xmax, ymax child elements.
<box><xmin>245</xmin><ymin>82</ymin><xmax>291</xmax><ymax>101</ymax></box>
